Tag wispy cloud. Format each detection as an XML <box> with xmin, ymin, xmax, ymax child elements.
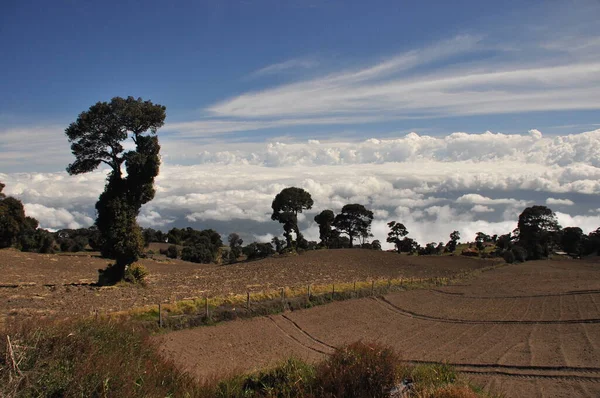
<box><xmin>249</xmin><ymin>57</ymin><xmax>319</xmax><ymax>77</ymax></box>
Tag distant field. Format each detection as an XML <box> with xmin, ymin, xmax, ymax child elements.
<box><xmin>159</xmin><ymin>257</ymin><xmax>600</xmax><ymax>398</ymax></box>
<box><xmin>0</xmin><ymin>248</ymin><xmax>495</xmax><ymax>319</ymax></box>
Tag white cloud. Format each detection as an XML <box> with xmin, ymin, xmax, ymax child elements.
<box><xmin>471</xmin><ymin>205</ymin><xmax>494</xmax><ymax>213</ymax></box>
<box><xmin>456</xmin><ymin>193</ymin><xmax>529</xmax><ymax>207</ymax></box>
<box><xmin>23</xmin><ymin>203</ymin><xmax>93</xmax><ymax>230</ymax></box>
<box><xmin>546</xmin><ymin>198</ymin><xmax>575</xmax><ymax>206</ymax></box>
<box><xmin>250</xmin><ymin>57</ymin><xmax>319</xmax><ymax>77</ymax></box>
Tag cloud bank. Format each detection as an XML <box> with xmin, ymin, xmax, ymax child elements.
<box><xmin>3</xmin><ymin>129</ymin><xmax>600</xmax><ymax>247</ymax></box>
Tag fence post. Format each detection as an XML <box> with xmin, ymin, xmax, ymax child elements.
<box><xmin>158</xmin><ymin>303</ymin><xmax>163</xmax><ymax>328</ymax></box>
<box><xmin>246</xmin><ymin>291</ymin><xmax>250</xmax><ymax>311</ymax></box>
<box><xmin>388</xmin><ymin>278</ymin><xmax>391</xmax><ymax>290</ymax></box>
<box><xmin>307</xmin><ymin>285</ymin><xmax>311</xmax><ymax>301</ymax></box>
<box><xmin>204</xmin><ymin>296</ymin><xmax>209</xmax><ymax>319</ymax></box>
<box><xmin>332</xmin><ymin>283</ymin><xmax>335</xmax><ymax>300</ymax></box>
<box><xmin>353</xmin><ymin>281</ymin><xmax>356</xmax><ymax>295</ymax></box>
<box><xmin>281</xmin><ymin>287</ymin><xmax>285</xmax><ymax>311</ymax></box>
<box><xmin>371</xmin><ymin>280</ymin><xmax>375</xmax><ymax>296</ymax></box>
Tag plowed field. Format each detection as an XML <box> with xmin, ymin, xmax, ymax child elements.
<box><xmin>159</xmin><ymin>258</ymin><xmax>600</xmax><ymax>398</ymax></box>
<box><xmin>0</xmin><ymin>248</ymin><xmax>491</xmax><ymax>319</ymax></box>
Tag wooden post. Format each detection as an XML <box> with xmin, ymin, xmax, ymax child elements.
<box><xmin>388</xmin><ymin>278</ymin><xmax>391</xmax><ymax>290</ymax></box>
<box><xmin>332</xmin><ymin>283</ymin><xmax>335</xmax><ymax>299</ymax></box>
<box><xmin>307</xmin><ymin>285</ymin><xmax>311</xmax><ymax>301</ymax></box>
<box><xmin>281</xmin><ymin>287</ymin><xmax>285</xmax><ymax>311</ymax></box>
<box><xmin>158</xmin><ymin>303</ymin><xmax>163</xmax><ymax>328</ymax></box>
<box><xmin>371</xmin><ymin>280</ymin><xmax>375</xmax><ymax>296</ymax></box>
<box><xmin>246</xmin><ymin>291</ymin><xmax>250</xmax><ymax>311</ymax></box>
<box><xmin>353</xmin><ymin>281</ymin><xmax>356</xmax><ymax>295</ymax></box>
<box><xmin>204</xmin><ymin>296</ymin><xmax>209</xmax><ymax>319</ymax></box>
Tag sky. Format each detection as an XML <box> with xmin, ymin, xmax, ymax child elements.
<box><xmin>1</xmin><ymin>0</ymin><xmax>600</xmax><ymax>247</ymax></box>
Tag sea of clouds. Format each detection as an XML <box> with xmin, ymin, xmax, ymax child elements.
<box><xmin>2</xmin><ymin>129</ymin><xmax>600</xmax><ymax>248</ymax></box>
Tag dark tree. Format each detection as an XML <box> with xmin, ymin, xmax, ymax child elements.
<box><xmin>475</xmin><ymin>232</ymin><xmax>491</xmax><ymax>252</ymax></box>
<box><xmin>371</xmin><ymin>240</ymin><xmax>382</xmax><ymax>250</ymax></box>
<box><xmin>386</xmin><ymin>221</ymin><xmax>408</xmax><ymax>253</ymax></box>
<box><xmin>445</xmin><ymin>230</ymin><xmax>460</xmax><ymax>253</ymax></box>
<box><xmin>333</xmin><ymin>204</ymin><xmax>373</xmax><ymax>248</ymax></box>
<box><xmin>517</xmin><ymin>205</ymin><xmax>561</xmax><ymax>260</ymax></box>
<box><xmin>271</xmin><ymin>187</ymin><xmax>313</xmax><ymax>249</ymax></box>
<box><xmin>314</xmin><ymin>209</ymin><xmax>335</xmax><ymax>247</ymax></box>
<box><xmin>398</xmin><ymin>237</ymin><xmax>418</xmax><ymax>254</ymax></box>
<box><xmin>65</xmin><ymin>96</ymin><xmax>166</xmax><ymax>283</ymax></box>
<box><xmin>0</xmin><ymin>183</ymin><xmax>40</xmax><ymax>250</ymax></box>
<box><xmin>228</xmin><ymin>232</ymin><xmax>244</xmax><ymax>262</ymax></box>
<box><xmin>560</xmin><ymin>227</ymin><xmax>584</xmax><ymax>256</ymax></box>
<box><xmin>271</xmin><ymin>236</ymin><xmax>284</xmax><ymax>252</ymax></box>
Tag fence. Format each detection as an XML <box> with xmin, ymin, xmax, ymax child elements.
<box><xmin>137</xmin><ymin>275</ymin><xmax>452</xmax><ymax>330</ymax></box>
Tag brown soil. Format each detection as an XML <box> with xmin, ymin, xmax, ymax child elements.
<box><xmin>159</xmin><ymin>257</ymin><xmax>600</xmax><ymax>398</ymax></box>
<box><xmin>0</xmin><ymin>248</ymin><xmax>492</xmax><ymax>319</ymax></box>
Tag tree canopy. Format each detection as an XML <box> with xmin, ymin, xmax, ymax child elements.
<box><xmin>66</xmin><ymin>96</ymin><xmax>166</xmax><ymax>284</ymax></box>
<box><xmin>271</xmin><ymin>187</ymin><xmax>313</xmax><ymax>249</ymax></box>
<box><xmin>517</xmin><ymin>205</ymin><xmax>560</xmax><ymax>260</ymax></box>
<box><xmin>386</xmin><ymin>221</ymin><xmax>408</xmax><ymax>253</ymax></box>
<box><xmin>333</xmin><ymin>204</ymin><xmax>373</xmax><ymax>248</ymax></box>
<box><xmin>314</xmin><ymin>209</ymin><xmax>335</xmax><ymax>247</ymax></box>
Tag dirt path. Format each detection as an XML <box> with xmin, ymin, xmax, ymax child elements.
<box><xmin>158</xmin><ymin>258</ymin><xmax>600</xmax><ymax>398</ymax></box>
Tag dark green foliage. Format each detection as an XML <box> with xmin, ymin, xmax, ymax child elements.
<box><xmin>386</xmin><ymin>221</ymin><xmax>408</xmax><ymax>253</ymax></box>
<box><xmin>584</xmin><ymin>228</ymin><xmax>600</xmax><ymax>255</ymax></box>
<box><xmin>511</xmin><ymin>245</ymin><xmax>528</xmax><ymax>262</ymax></box>
<box><xmin>333</xmin><ymin>204</ymin><xmax>373</xmax><ymax>248</ymax></box>
<box><xmin>517</xmin><ymin>205</ymin><xmax>560</xmax><ymax>260</ymax></box>
<box><xmin>142</xmin><ymin>227</ymin><xmax>164</xmax><ymax>246</ymax></box>
<box><xmin>56</xmin><ymin>228</ymin><xmax>100</xmax><ymax>252</ymax></box>
<box><xmin>445</xmin><ymin>230</ymin><xmax>460</xmax><ymax>253</ymax></box>
<box><xmin>124</xmin><ymin>263</ymin><xmax>149</xmax><ymax>284</ymax></box>
<box><xmin>182</xmin><ymin>241</ymin><xmax>216</xmax><ymax>263</ymax></box>
<box><xmin>560</xmin><ymin>226</ymin><xmax>584</xmax><ymax>256</ymax></box>
<box><xmin>475</xmin><ymin>232</ymin><xmax>491</xmax><ymax>252</ymax></box>
<box><xmin>271</xmin><ymin>187</ymin><xmax>313</xmax><ymax>249</ymax></box>
<box><xmin>66</xmin><ymin>97</ymin><xmax>166</xmax><ymax>283</ymax></box>
<box><xmin>315</xmin><ymin>341</ymin><xmax>399</xmax><ymax>398</ymax></box>
<box><xmin>243</xmin><ymin>242</ymin><xmax>275</xmax><ymax>260</ymax></box>
<box><xmin>314</xmin><ymin>209</ymin><xmax>335</xmax><ymax>247</ymax></box>
<box><xmin>228</xmin><ymin>233</ymin><xmax>243</xmax><ymax>262</ymax></box>
<box><xmin>20</xmin><ymin>228</ymin><xmax>55</xmax><ymax>253</ymax></box>
<box><xmin>398</xmin><ymin>237</ymin><xmax>418</xmax><ymax>254</ymax></box>
<box><xmin>328</xmin><ymin>232</ymin><xmax>351</xmax><ymax>249</ymax></box>
<box><xmin>0</xmin><ymin>195</ymin><xmax>32</xmax><ymax>248</ymax></box>
<box><xmin>166</xmin><ymin>244</ymin><xmax>178</xmax><ymax>259</ymax></box>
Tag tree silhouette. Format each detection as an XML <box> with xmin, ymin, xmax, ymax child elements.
<box><xmin>66</xmin><ymin>96</ymin><xmax>166</xmax><ymax>283</ymax></box>
<box><xmin>517</xmin><ymin>205</ymin><xmax>560</xmax><ymax>260</ymax></box>
<box><xmin>333</xmin><ymin>204</ymin><xmax>373</xmax><ymax>248</ymax></box>
<box><xmin>271</xmin><ymin>187</ymin><xmax>313</xmax><ymax>249</ymax></box>
<box><xmin>386</xmin><ymin>221</ymin><xmax>408</xmax><ymax>253</ymax></box>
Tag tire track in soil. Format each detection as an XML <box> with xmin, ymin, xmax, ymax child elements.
<box><xmin>275</xmin><ymin>312</ymin><xmax>600</xmax><ymax>383</ymax></box>
<box><xmin>376</xmin><ymin>296</ymin><xmax>600</xmax><ymax>325</ymax></box>
<box><xmin>575</xmin><ymin>294</ymin><xmax>599</xmax><ymax>351</ymax></box>
<box><xmin>430</xmin><ymin>289</ymin><xmax>600</xmax><ymax>300</ymax></box>
<box><xmin>267</xmin><ymin>316</ymin><xmax>332</xmax><ymax>356</ymax></box>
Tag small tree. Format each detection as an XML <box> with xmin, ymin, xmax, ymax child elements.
<box><xmin>271</xmin><ymin>236</ymin><xmax>284</xmax><ymax>252</ymax></box>
<box><xmin>560</xmin><ymin>227</ymin><xmax>584</xmax><ymax>256</ymax></box>
<box><xmin>314</xmin><ymin>210</ymin><xmax>335</xmax><ymax>247</ymax></box>
<box><xmin>333</xmin><ymin>204</ymin><xmax>373</xmax><ymax>248</ymax></box>
<box><xmin>386</xmin><ymin>221</ymin><xmax>408</xmax><ymax>253</ymax></box>
<box><xmin>228</xmin><ymin>233</ymin><xmax>243</xmax><ymax>262</ymax></box>
<box><xmin>475</xmin><ymin>232</ymin><xmax>490</xmax><ymax>252</ymax></box>
<box><xmin>271</xmin><ymin>187</ymin><xmax>313</xmax><ymax>249</ymax></box>
<box><xmin>446</xmin><ymin>230</ymin><xmax>460</xmax><ymax>253</ymax></box>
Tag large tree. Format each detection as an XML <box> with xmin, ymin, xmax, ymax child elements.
<box><xmin>0</xmin><ymin>182</ymin><xmax>40</xmax><ymax>249</ymax></box>
<box><xmin>517</xmin><ymin>205</ymin><xmax>560</xmax><ymax>260</ymax></box>
<box><xmin>333</xmin><ymin>204</ymin><xmax>373</xmax><ymax>248</ymax></box>
<box><xmin>66</xmin><ymin>96</ymin><xmax>166</xmax><ymax>283</ymax></box>
<box><xmin>314</xmin><ymin>209</ymin><xmax>335</xmax><ymax>247</ymax></box>
<box><xmin>271</xmin><ymin>187</ymin><xmax>313</xmax><ymax>249</ymax></box>
<box><xmin>386</xmin><ymin>221</ymin><xmax>408</xmax><ymax>253</ymax></box>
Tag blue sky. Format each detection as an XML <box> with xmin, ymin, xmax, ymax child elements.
<box><xmin>2</xmin><ymin>0</ymin><xmax>599</xmax><ymax>143</ymax></box>
<box><xmin>2</xmin><ymin>0</ymin><xmax>600</xmax><ymax>244</ymax></box>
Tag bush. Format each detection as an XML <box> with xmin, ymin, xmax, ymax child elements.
<box><xmin>166</xmin><ymin>244</ymin><xmax>178</xmax><ymax>259</ymax></box>
<box><xmin>511</xmin><ymin>245</ymin><xmax>528</xmax><ymax>263</ymax></box>
<box><xmin>503</xmin><ymin>250</ymin><xmax>515</xmax><ymax>264</ymax></box>
<box><xmin>243</xmin><ymin>242</ymin><xmax>275</xmax><ymax>260</ymax></box>
<box><xmin>124</xmin><ymin>263</ymin><xmax>149</xmax><ymax>284</ymax></box>
<box><xmin>181</xmin><ymin>242</ymin><xmax>215</xmax><ymax>263</ymax></box>
<box><xmin>314</xmin><ymin>341</ymin><xmax>399</xmax><ymax>398</ymax></box>
<box><xmin>237</xmin><ymin>358</ymin><xmax>316</xmax><ymax>397</ymax></box>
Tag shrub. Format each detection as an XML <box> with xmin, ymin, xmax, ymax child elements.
<box><xmin>511</xmin><ymin>245</ymin><xmax>528</xmax><ymax>263</ymax></box>
<box><xmin>181</xmin><ymin>242</ymin><xmax>215</xmax><ymax>263</ymax></box>
<box><xmin>503</xmin><ymin>250</ymin><xmax>515</xmax><ymax>264</ymax></box>
<box><xmin>237</xmin><ymin>358</ymin><xmax>316</xmax><ymax>397</ymax></box>
<box><xmin>124</xmin><ymin>263</ymin><xmax>149</xmax><ymax>284</ymax></box>
<box><xmin>314</xmin><ymin>341</ymin><xmax>399</xmax><ymax>398</ymax></box>
<box><xmin>166</xmin><ymin>244</ymin><xmax>178</xmax><ymax>259</ymax></box>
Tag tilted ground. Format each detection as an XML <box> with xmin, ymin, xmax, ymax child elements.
<box><xmin>158</xmin><ymin>258</ymin><xmax>600</xmax><ymax>398</ymax></box>
<box><xmin>0</xmin><ymin>248</ymin><xmax>491</xmax><ymax>319</ymax></box>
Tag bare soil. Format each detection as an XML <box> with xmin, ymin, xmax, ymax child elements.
<box><xmin>0</xmin><ymin>248</ymin><xmax>492</xmax><ymax>319</ymax></box>
<box><xmin>158</xmin><ymin>257</ymin><xmax>600</xmax><ymax>398</ymax></box>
